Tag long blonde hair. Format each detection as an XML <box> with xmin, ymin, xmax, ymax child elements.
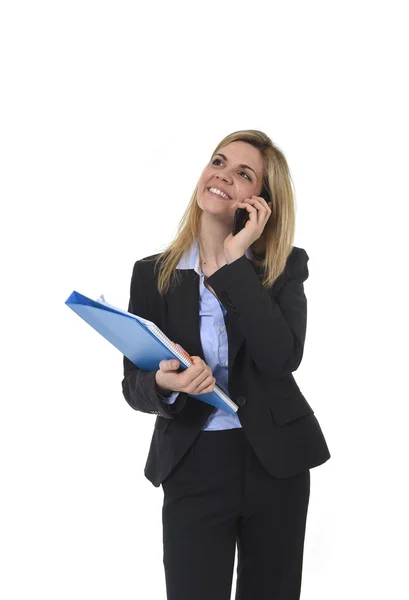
<box><xmin>141</xmin><ymin>129</ymin><xmax>297</xmax><ymax>295</ymax></box>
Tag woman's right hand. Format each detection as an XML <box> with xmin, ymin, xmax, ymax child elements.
<box><xmin>155</xmin><ymin>344</ymin><xmax>216</xmax><ymax>395</ymax></box>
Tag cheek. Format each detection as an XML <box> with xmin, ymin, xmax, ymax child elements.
<box><xmin>199</xmin><ymin>168</ymin><xmax>213</xmax><ymax>190</ymax></box>
<box><xmin>198</xmin><ymin>171</ymin><xmax>206</xmax><ymax>188</ymax></box>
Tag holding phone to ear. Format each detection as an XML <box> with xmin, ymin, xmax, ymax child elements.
<box><xmin>232</xmin><ymin>186</ymin><xmax>272</xmax><ymax>236</ymax></box>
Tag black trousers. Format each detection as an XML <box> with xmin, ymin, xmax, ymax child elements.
<box><xmin>161</xmin><ymin>427</ymin><xmax>310</xmax><ymax>600</ymax></box>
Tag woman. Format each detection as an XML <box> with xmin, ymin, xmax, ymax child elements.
<box><xmin>122</xmin><ymin>129</ymin><xmax>331</xmax><ymax>600</ymax></box>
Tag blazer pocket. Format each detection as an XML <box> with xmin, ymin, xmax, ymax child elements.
<box><xmin>270</xmin><ymin>394</ymin><xmax>314</xmax><ymax>426</ymax></box>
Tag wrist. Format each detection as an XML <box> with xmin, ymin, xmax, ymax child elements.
<box><xmin>155</xmin><ymin>370</ymin><xmax>173</xmax><ymax>396</ymax></box>
<box><xmin>225</xmin><ymin>252</ymin><xmax>244</xmax><ymax>265</ymax></box>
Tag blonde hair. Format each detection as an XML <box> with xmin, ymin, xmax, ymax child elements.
<box><xmin>141</xmin><ymin>129</ymin><xmax>297</xmax><ymax>295</ymax></box>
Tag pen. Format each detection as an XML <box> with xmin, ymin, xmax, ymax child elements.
<box><xmin>171</xmin><ymin>341</ymin><xmax>193</xmax><ymax>362</ymax></box>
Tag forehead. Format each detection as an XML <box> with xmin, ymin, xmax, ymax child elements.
<box><xmin>216</xmin><ymin>141</ymin><xmax>263</xmax><ymax>173</ymax></box>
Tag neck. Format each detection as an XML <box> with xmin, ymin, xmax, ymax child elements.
<box><xmin>197</xmin><ymin>212</ymin><xmax>232</xmax><ymax>268</ymax></box>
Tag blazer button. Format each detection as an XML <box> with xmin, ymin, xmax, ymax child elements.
<box><xmin>236</xmin><ymin>396</ymin><xmax>246</xmax><ymax>406</ymax></box>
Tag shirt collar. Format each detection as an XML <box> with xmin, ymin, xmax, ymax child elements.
<box><xmin>176</xmin><ymin>238</ymin><xmax>253</xmax><ymax>276</ymax></box>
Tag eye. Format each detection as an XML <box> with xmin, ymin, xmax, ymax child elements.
<box><xmin>211</xmin><ymin>158</ymin><xmax>252</xmax><ymax>181</ymax></box>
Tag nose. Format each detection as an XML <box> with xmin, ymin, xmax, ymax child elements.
<box><xmin>216</xmin><ymin>171</ymin><xmax>231</xmax><ymax>184</ymax></box>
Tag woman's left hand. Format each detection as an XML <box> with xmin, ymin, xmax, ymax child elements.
<box><xmin>224</xmin><ymin>196</ymin><xmax>272</xmax><ymax>263</ymax></box>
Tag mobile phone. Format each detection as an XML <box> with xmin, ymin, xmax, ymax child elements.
<box><xmin>232</xmin><ymin>186</ymin><xmax>271</xmax><ymax>236</ymax></box>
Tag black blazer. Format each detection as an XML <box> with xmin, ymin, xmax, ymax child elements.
<box><xmin>122</xmin><ymin>246</ymin><xmax>331</xmax><ymax>487</ymax></box>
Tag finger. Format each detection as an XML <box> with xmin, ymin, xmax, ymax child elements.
<box><xmin>250</xmin><ymin>197</ymin><xmax>270</xmax><ymax>210</ymax></box>
<box><xmin>195</xmin><ymin>374</ymin><xmax>216</xmax><ymax>394</ymax></box>
<box><xmin>236</xmin><ymin>202</ymin><xmax>259</xmax><ymax>222</ymax></box>
<box><xmin>252</xmin><ymin>195</ymin><xmax>271</xmax><ymax>207</ymax></box>
<box><xmin>241</xmin><ymin>199</ymin><xmax>271</xmax><ymax>219</ymax></box>
<box><xmin>238</xmin><ymin>199</ymin><xmax>264</xmax><ymax>210</ymax></box>
<box><xmin>237</xmin><ymin>201</ymin><xmax>256</xmax><ymax>210</ymax></box>
<box><xmin>160</xmin><ymin>359</ymin><xmax>179</xmax><ymax>371</ymax></box>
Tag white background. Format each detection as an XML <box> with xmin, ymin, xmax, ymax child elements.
<box><xmin>1</xmin><ymin>1</ymin><xmax>408</xmax><ymax>598</ymax></box>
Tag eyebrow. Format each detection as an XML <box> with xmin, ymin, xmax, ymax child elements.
<box><xmin>213</xmin><ymin>153</ymin><xmax>258</xmax><ymax>179</ymax></box>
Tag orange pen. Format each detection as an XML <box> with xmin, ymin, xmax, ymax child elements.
<box><xmin>171</xmin><ymin>341</ymin><xmax>193</xmax><ymax>362</ymax></box>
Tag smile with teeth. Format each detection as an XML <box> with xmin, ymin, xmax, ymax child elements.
<box><xmin>207</xmin><ymin>187</ymin><xmax>231</xmax><ymax>200</ymax></box>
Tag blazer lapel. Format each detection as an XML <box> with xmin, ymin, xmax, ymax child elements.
<box><xmin>164</xmin><ymin>269</ymin><xmax>206</xmax><ymax>363</ymax></box>
<box><xmin>164</xmin><ymin>269</ymin><xmax>214</xmax><ymax>423</ymax></box>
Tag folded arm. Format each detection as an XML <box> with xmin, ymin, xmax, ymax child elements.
<box><xmin>205</xmin><ymin>247</ymin><xmax>309</xmax><ymax>378</ymax></box>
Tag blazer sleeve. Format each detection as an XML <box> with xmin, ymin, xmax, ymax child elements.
<box><xmin>205</xmin><ymin>247</ymin><xmax>309</xmax><ymax>378</ymax></box>
<box><xmin>121</xmin><ymin>260</ymin><xmax>188</xmax><ymax>419</ymax></box>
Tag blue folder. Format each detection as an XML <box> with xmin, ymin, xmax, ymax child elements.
<box><xmin>65</xmin><ymin>291</ymin><xmax>238</xmax><ymax>415</ymax></box>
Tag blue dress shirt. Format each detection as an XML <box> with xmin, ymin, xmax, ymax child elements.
<box><xmin>161</xmin><ymin>238</ymin><xmax>253</xmax><ymax>431</ymax></box>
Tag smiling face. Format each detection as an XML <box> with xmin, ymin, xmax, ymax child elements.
<box><xmin>197</xmin><ymin>141</ymin><xmax>265</xmax><ymax>220</ymax></box>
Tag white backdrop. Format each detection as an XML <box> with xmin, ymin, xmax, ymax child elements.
<box><xmin>1</xmin><ymin>1</ymin><xmax>408</xmax><ymax>598</ymax></box>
